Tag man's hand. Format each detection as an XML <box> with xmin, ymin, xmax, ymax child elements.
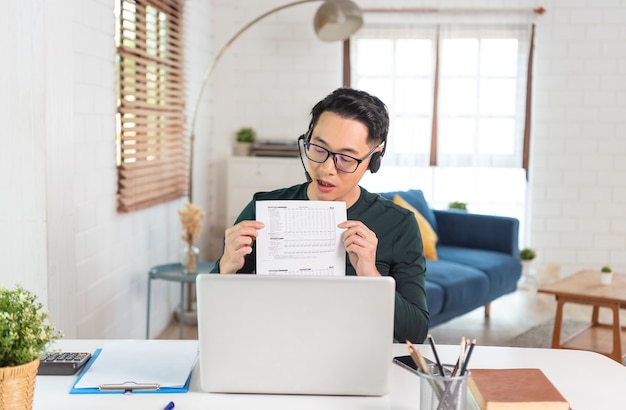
<box><xmin>219</xmin><ymin>220</ymin><xmax>265</xmax><ymax>274</ymax></box>
<box><xmin>339</xmin><ymin>220</ymin><xmax>380</xmax><ymax>277</ymax></box>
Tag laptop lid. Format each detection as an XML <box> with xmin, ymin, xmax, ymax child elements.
<box><xmin>195</xmin><ymin>274</ymin><xmax>395</xmax><ymax>396</ymax></box>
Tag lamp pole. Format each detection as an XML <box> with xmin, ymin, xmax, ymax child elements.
<box><xmin>187</xmin><ymin>0</ymin><xmax>362</xmax><ymax>202</ymax></box>
<box><xmin>181</xmin><ymin>0</ymin><xmax>362</xmax><ymax>323</ymax></box>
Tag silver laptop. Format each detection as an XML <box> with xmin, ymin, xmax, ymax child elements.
<box><xmin>195</xmin><ymin>274</ymin><xmax>395</xmax><ymax>396</ymax></box>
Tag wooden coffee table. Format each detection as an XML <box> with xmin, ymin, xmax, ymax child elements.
<box><xmin>538</xmin><ymin>269</ymin><xmax>626</xmax><ymax>362</ymax></box>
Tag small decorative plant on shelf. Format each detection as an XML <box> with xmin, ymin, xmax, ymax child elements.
<box><xmin>600</xmin><ymin>265</ymin><xmax>613</xmax><ymax>285</ymax></box>
<box><xmin>448</xmin><ymin>201</ymin><xmax>468</xmax><ymax>211</ymax></box>
<box><xmin>178</xmin><ymin>202</ymin><xmax>206</xmax><ymax>274</ymax></box>
<box><xmin>0</xmin><ymin>283</ymin><xmax>61</xmax><ymax>408</ymax></box>
<box><xmin>234</xmin><ymin>126</ymin><xmax>257</xmax><ymax>156</ymax></box>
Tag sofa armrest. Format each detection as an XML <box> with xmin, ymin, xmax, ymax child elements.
<box><xmin>433</xmin><ymin>210</ymin><xmax>520</xmax><ymax>256</ymax></box>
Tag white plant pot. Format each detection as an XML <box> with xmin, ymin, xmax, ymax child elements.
<box><xmin>234</xmin><ymin>142</ymin><xmax>253</xmax><ymax>156</ymax></box>
<box><xmin>600</xmin><ymin>273</ymin><xmax>613</xmax><ymax>285</ymax></box>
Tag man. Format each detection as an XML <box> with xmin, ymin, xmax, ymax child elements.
<box><xmin>212</xmin><ymin>88</ymin><xmax>429</xmax><ymax>343</ymax></box>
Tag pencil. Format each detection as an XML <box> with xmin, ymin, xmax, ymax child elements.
<box><xmin>459</xmin><ymin>339</ymin><xmax>476</xmax><ymax>376</ymax></box>
<box><xmin>407</xmin><ymin>343</ymin><xmax>444</xmax><ymax>400</ymax></box>
<box><xmin>405</xmin><ymin>340</ymin><xmax>424</xmax><ymax>373</ymax></box>
<box><xmin>451</xmin><ymin>336</ymin><xmax>466</xmax><ymax>376</ymax></box>
<box><xmin>427</xmin><ymin>334</ymin><xmax>445</xmax><ymax>376</ymax></box>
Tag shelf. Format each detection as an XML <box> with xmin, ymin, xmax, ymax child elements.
<box><xmin>560</xmin><ymin>323</ymin><xmax>626</xmax><ymax>361</ymax></box>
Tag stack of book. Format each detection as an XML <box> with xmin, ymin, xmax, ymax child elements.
<box><xmin>251</xmin><ymin>142</ymin><xmax>299</xmax><ymax>157</ymax></box>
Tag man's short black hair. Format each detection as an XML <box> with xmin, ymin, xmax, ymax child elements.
<box><xmin>307</xmin><ymin>88</ymin><xmax>389</xmax><ymax>148</ymax></box>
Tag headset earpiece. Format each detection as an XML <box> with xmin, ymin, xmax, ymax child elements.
<box><xmin>369</xmin><ymin>152</ymin><xmax>382</xmax><ymax>173</ymax></box>
<box><xmin>368</xmin><ymin>138</ymin><xmax>386</xmax><ymax>173</ymax></box>
<box><xmin>297</xmin><ymin>133</ymin><xmax>312</xmax><ymax>183</ymax></box>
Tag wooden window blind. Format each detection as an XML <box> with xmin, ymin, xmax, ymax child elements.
<box><xmin>116</xmin><ymin>0</ymin><xmax>187</xmax><ymax>212</ymax></box>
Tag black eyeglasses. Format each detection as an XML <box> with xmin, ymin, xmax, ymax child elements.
<box><xmin>303</xmin><ymin>141</ymin><xmax>384</xmax><ymax>173</ymax></box>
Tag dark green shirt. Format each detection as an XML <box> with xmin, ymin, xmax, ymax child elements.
<box><xmin>212</xmin><ymin>183</ymin><xmax>429</xmax><ymax>343</ymax></box>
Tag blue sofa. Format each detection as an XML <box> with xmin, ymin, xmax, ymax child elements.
<box><xmin>380</xmin><ymin>190</ymin><xmax>522</xmax><ymax>327</ymax></box>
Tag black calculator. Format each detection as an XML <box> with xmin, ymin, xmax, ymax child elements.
<box><xmin>37</xmin><ymin>352</ymin><xmax>92</xmax><ymax>376</ymax></box>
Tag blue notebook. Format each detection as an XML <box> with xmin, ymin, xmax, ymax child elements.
<box><xmin>69</xmin><ymin>340</ymin><xmax>197</xmax><ymax>394</ymax></box>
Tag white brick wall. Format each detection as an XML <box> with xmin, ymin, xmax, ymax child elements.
<box><xmin>0</xmin><ymin>0</ymin><xmax>211</xmax><ymax>339</ymax></box>
<box><xmin>533</xmin><ymin>0</ymin><xmax>626</xmax><ymax>276</ymax></box>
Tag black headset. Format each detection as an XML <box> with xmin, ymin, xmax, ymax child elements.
<box><xmin>301</xmin><ymin>127</ymin><xmax>386</xmax><ymax>174</ymax></box>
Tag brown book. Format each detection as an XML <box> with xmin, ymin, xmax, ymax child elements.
<box><xmin>468</xmin><ymin>368</ymin><xmax>569</xmax><ymax>410</ymax></box>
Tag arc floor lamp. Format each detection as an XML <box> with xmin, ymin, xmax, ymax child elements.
<box><xmin>187</xmin><ymin>0</ymin><xmax>364</xmax><ymax>202</ymax></box>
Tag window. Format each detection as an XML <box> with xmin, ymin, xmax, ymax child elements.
<box><xmin>353</xmin><ymin>26</ymin><xmax>437</xmax><ymax>167</ymax></box>
<box><xmin>115</xmin><ymin>0</ymin><xmax>186</xmax><ymax>212</ymax></box>
<box><xmin>351</xmin><ymin>15</ymin><xmax>535</xmax><ymax>245</ymax></box>
<box><xmin>437</xmin><ymin>27</ymin><xmax>529</xmax><ymax>168</ymax></box>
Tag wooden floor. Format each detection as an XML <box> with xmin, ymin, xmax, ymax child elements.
<box><xmin>156</xmin><ymin>268</ymin><xmax>626</xmax><ymax>346</ymax></box>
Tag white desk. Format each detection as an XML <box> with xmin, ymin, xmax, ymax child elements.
<box><xmin>35</xmin><ymin>340</ymin><xmax>626</xmax><ymax>409</ymax></box>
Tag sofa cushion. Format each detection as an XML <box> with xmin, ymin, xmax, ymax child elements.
<box><xmin>425</xmin><ymin>259</ymin><xmax>489</xmax><ymax>313</ymax></box>
<box><xmin>392</xmin><ymin>195</ymin><xmax>439</xmax><ymax>260</ymax></box>
<box><xmin>437</xmin><ymin>245</ymin><xmax>522</xmax><ymax>300</ymax></box>
<box><xmin>379</xmin><ymin>189</ymin><xmax>438</xmax><ymax>233</ymax></box>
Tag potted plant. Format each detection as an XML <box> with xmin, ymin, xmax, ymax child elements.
<box><xmin>0</xmin><ymin>284</ymin><xmax>61</xmax><ymax>408</ymax></box>
<box><xmin>234</xmin><ymin>126</ymin><xmax>257</xmax><ymax>156</ymax></box>
<box><xmin>519</xmin><ymin>247</ymin><xmax>537</xmax><ymax>287</ymax></box>
<box><xmin>600</xmin><ymin>265</ymin><xmax>613</xmax><ymax>285</ymax></box>
<box><xmin>519</xmin><ymin>248</ymin><xmax>537</xmax><ymax>261</ymax></box>
<box><xmin>448</xmin><ymin>201</ymin><xmax>467</xmax><ymax>212</ymax></box>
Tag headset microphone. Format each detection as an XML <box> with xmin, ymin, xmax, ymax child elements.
<box><xmin>297</xmin><ymin>134</ymin><xmax>312</xmax><ymax>183</ymax></box>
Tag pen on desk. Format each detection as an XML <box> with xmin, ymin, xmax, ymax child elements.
<box><xmin>427</xmin><ymin>334</ymin><xmax>445</xmax><ymax>376</ymax></box>
<box><xmin>163</xmin><ymin>401</ymin><xmax>175</xmax><ymax>410</ymax></box>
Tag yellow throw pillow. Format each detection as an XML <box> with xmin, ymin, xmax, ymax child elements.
<box><xmin>393</xmin><ymin>195</ymin><xmax>439</xmax><ymax>260</ymax></box>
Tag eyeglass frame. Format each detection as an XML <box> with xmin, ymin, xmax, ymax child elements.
<box><xmin>301</xmin><ymin>139</ymin><xmax>385</xmax><ymax>174</ymax></box>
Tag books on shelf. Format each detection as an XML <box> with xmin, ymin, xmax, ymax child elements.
<box><xmin>468</xmin><ymin>368</ymin><xmax>569</xmax><ymax>410</ymax></box>
<box><xmin>251</xmin><ymin>142</ymin><xmax>299</xmax><ymax>157</ymax></box>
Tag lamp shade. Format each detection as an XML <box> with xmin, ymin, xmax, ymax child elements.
<box><xmin>314</xmin><ymin>0</ymin><xmax>363</xmax><ymax>41</ymax></box>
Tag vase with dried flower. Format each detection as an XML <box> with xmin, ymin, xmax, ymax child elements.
<box><xmin>0</xmin><ymin>284</ymin><xmax>61</xmax><ymax>409</ymax></box>
<box><xmin>177</xmin><ymin>203</ymin><xmax>205</xmax><ymax>275</ymax></box>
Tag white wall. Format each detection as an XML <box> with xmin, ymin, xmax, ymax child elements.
<box><xmin>0</xmin><ymin>0</ymin><xmax>212</xmax><ymax>339</ymax></box>
<box><xmin>531</xmin><ymin>0</ymin><xmax>626</xmax><ymax>276</ymax></box>
<box><xmin>1</xmin><ymin>0</ymin><xmax>625</xmax><ymax>340</ymax></box>
<box><xmin>0</xmin><ymin>0</ymin><xmax>49</xmax><ymax>304</ymax></box>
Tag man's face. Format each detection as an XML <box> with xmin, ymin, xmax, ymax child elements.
<box><xmin>305</xmin><ymin>111</ymin><xmax>380</xmax><ymax>207</ymax></box>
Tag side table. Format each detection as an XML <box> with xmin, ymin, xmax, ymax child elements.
<box><xmin>537</xmin><ymin>269</ymin><xmax>626</xmax><ymax>363</ymax></box>
<box><xmin>146</xmin><ymin>262</ymin><xmax>215</xmax><ymax>339</ymax></box>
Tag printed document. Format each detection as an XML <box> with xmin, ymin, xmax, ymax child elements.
<box><xmin>255</xmin><ymin>200</ymin><xmax>346</xmax><ymax>276</ymax></box>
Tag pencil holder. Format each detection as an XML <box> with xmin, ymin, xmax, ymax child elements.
<box><xmin>417</xmin><ymin>363</ymin><xmax>469</xmax><ymax>410</ymax></box>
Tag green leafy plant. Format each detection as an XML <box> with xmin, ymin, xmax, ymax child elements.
<box><xmin>519</xmin><ymin>247</ymin><xmax>536</xmax><ymax>261</ymax></box>
<box><xmin>448</xmin><ymin>201</ymin><xmax>467</xmax><ymax>211</ymax></box>
<box><xmin>601</xmin><ymin>266</ymin><xmax>612</xmax><ymax>273</ymax></box>
<box><xmin>0</xmin><ymin>284</ymin><xmax>62</xmax><ymax>367</ymax></box>
<box><xmin>235</xmin><ymin>127</ymin><xmax>257</xmax><ymax>143</ymax></box>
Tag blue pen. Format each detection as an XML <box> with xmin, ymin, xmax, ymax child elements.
<box><xmin>163</xmin><ymin>401</ymin><xmax>175</xmax><ymax>410</ymax></box>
